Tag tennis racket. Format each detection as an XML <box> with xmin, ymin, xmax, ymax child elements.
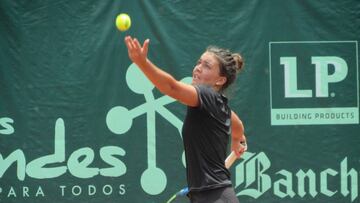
<box><xmin>166</xmin><ymin>151</ymin><xmax>239</xmax><ymax>203</ymax></box>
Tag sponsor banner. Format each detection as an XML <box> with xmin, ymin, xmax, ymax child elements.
<box><xmin>269</xmin><ymin>41</ymin><xmax>359</xmax><ymax>125</ymax></box>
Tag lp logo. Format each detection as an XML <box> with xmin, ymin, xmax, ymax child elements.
<box><xmin>281</xmin><ymin>56</ymin><xmax>348</xmax><ymax>98</ymax></box>
<box><xmin>269</xmin><ymin>41</ymin><xmax>359</xmax><ymax>125</ymax></box>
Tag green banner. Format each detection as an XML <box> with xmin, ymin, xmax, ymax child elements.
<box><xmin>1</xmin><ymin>0</ymin><xmax>359</xmax><ymax>202</ymax></box>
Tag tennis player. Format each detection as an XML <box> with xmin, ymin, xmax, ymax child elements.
<box><xmin>124</xmin><ymin>36</ymin><xmax>247</xmax><ymax>203</ymax></box>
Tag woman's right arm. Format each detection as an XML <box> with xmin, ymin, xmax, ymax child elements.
<box><xmin>125</xmin><ymin>36</ymin><xmax>199</xmax><ymax>107</ymax></box>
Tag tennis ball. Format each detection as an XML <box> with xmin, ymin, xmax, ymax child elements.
<box><xmin>116</xmin><ymin>13</ymin><xmax>131</xmax><ymax>32</ymax></box>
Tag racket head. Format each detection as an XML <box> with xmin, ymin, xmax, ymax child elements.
<box><xmin>166</xmin><ymin>188</ymin><xmax>190</xmax><ymax>203</ymax></box>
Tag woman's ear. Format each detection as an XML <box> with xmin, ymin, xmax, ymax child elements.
<box><xmin>216</xmin><ymin>76</ymin><xmax>227</xmax><ymax>86</ymax></box>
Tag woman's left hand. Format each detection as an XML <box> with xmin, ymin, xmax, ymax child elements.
<box><xmin>124</xmin><ymin>36</ymin><xmax>149</xmax><ymax>67</ymax></box>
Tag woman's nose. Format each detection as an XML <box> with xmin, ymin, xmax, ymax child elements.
<box><xmin>194</xmin><ymin>65</ymin><xmax>202</xmax><ymax>72</ymax></box>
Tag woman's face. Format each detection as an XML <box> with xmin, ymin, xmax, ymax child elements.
<box><xmin>192</xmin><ymin>52</ymin><xmax>226</xmax><ymax>89</ymax></box>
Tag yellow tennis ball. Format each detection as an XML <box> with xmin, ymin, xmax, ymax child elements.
<box><xmin>116</xmin><ymin>13</ymin><xmax>131</xmax><ymax>32</ymax></box>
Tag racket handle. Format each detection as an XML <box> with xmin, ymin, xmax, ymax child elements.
<box><xmin>225</xmin><ymin>151</ymin><xmax>237</xmax><ymax>169</ymax></box>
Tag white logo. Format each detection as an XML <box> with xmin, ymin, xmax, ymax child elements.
<box><xmin>269</xmin><ymin>41</ymin><xmax>359</xmax><ymax>125</ymax></box>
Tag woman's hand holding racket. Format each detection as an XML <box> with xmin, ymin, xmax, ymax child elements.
<box><xmin>231</xmin><ymin>135</ymin><xmax>247</xmax><ymax>158</ymax></box>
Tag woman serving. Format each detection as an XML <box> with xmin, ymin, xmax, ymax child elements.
<box><xmin>124</xmin><ymin>36</ymin><xmax>247</xmax><ymax>203</ymax></box>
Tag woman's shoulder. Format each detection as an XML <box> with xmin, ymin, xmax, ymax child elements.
<box><xmin>194</xmin><ymin>84</ymin><xmax>228</xmax><ymax>106</ymax></box>
<box><xmin>195</xmin><ymin>84</ymin><xmax>218</xmax><ymax>95</ymax></box>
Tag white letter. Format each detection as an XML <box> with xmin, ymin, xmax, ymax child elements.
<box><xmin>312</xmin><ymin>56</ymin><xmax>348</xmax><ymax>97</ymax></box>
<box><xmin>281</xmin><ymin>57</ymin><xmax>312</xmax><ymax>98</ymax></box>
